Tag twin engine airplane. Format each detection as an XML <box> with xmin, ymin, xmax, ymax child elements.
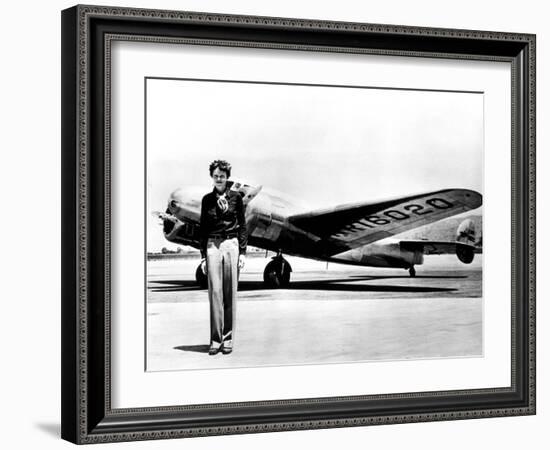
<box><xmin>155</xmin><ymin>181</ymin><xmax>482</xmax><ymax>288</ymax></box>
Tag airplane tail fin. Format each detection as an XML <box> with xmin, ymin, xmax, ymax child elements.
<box><xmin>455</xmin><ymin>218</ymin><xmax>476</xmax><ymax>264</ymax></box>
<box><xmin>456</xmin><ymin>218</ymin><xmax>476</xmax><ymax>245</ymax></box>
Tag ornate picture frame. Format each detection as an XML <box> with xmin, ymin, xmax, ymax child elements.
<box><xmin>61</xmin><ymin>5</ymin><xmax>535</xmax><ymax>444</ymax></box>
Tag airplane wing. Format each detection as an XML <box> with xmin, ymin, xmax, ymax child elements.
<box><xmin>288</xmin><ymin>189</ymin><xmax>482</xmax><ymax>252</ymax></box>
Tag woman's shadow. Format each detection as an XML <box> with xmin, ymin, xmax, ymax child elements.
<box><xmin>174</xmin><ymin>344</ymin><xmax>210</xmax><ymax>353</ymax></box>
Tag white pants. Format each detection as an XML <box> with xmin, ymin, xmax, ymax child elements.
<box><xmin>206</xmin><ymin>237</ymin><xmax>239</xmax><ymax>346</ymax></box>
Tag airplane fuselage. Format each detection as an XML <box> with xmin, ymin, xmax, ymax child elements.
<box><xmin>162</xmin><ymin>184</ymin><xmax>424</xmax><ymax>270</ymax></box>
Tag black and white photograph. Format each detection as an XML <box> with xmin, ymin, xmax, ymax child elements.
<box><xmin>55</xmin><ymin>2</ymin><xmax>537</xmax><ymax>446</ymax></box>
<box><xmin>145</xmin><ymin>77</ymin><xmax>484</xmax><ymax>371</ymax></box>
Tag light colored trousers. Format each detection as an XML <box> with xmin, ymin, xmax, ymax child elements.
<box><xmin>206</xmin><ymin>237</ymin><xmax>239</xmax><ymax>346</ymax></box>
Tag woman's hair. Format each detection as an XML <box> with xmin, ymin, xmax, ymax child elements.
<box><xmin>209</xmin><ymin>159</ymin><xmax>232</xmax><ymax>178</ymax></box>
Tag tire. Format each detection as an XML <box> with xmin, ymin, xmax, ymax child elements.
<box><xmin>263</xmin><ymin>259</ymin><xmax>291</xmax><ymax>288</ymax></box>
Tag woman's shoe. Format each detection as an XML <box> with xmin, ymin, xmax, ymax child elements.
<box><xmin>221</xmin><ymin>341</ymin><xmax>233</xmax><ymax>354</ymax></box>
<box><xmin>208</xmin><ymin>343</ymin><xmax>220</xmax><ymax>355</ymax></box>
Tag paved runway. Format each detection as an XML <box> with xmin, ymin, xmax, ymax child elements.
<box><xmin>146</xmin><ymin>255</ymin><xmax>482</xmax><ymax>371</ymax></box>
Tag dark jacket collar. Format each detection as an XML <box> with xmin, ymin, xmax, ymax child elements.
<box><xmin>212</xmin><ymin>186</ymin><xmax>231</xmax><ymax>197</ymax></box>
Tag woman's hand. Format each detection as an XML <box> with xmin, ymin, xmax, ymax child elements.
<box><xmin>200</xmin><ymin>258</ymin><xmax>207</xmax><ymax>275</ymax></box>
<box><xmin>238</xmin><ymin>254</ymin><xmax>246</xmax><ymax>270</ymax></box>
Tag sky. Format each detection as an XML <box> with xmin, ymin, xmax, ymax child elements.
<box><xmin>146</xmin><ymin>78</ymin><xmax>483</xmax><ymax>251</ymax></box>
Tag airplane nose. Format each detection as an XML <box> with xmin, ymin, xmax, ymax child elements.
<box><xmin>168</xmin><ymin>187</ymin><xmax>202</xmax><ymax>222</ymax></box>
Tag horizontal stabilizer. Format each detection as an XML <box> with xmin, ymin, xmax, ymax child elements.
<box><xmin>399</xmin><ymin>240</ymin><xmax>476</xmax><ymax>255</ymax></box>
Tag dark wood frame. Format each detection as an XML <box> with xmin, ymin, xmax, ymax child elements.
<box><xmin>61</xmin><ymin>4</ymin><xmax>536</xmax><ymax>444</ymax></box>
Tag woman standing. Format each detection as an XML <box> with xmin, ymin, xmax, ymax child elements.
<box><xmin>200</xmin><ymin>160</ymin><xmax>247</xmax><ymax>355</ymax></box>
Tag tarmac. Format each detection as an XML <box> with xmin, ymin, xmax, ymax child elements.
<box><xmin>146</xmin><ymin>254</ymin><xmax>482</xmax><ymax>371</ymax></box>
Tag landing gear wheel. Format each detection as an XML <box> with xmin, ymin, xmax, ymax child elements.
<box><xmin>263</xmin><ymin>255</ymin><xmax>292</xmax><ymax>288</ymax></box>
<box><xmin>195</xmin><ymin>264</ymin><xmax>208</xmax><ymax>288</ymax></box>
<box><xmin>408</xmin><ymin>266</ymin><xmax>416</xmax><ymax>277</ymax></box>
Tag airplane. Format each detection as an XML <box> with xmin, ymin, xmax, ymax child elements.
<box><xmin>154</xmin><ymin>181</ymin><xmax>482</xmax><ymax>288</ymax></box>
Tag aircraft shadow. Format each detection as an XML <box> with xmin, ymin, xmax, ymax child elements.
<box><xmin>149</xmin><ymin>276</ymin><xmax>457</xmax><ymax>293</ymax></box>
<box><xmin>149</xmin><ymin>280</ymin><xmax>204</xmax><ymax>292</ymax></box>
<box><xmin>173</xmin><ymin>344</ymin><xmax>210</xmax><ymax>354</ymax></box>
<box><xmin>285</xmin><ymin>282</ymin><xmax>456</xmax><ymax>293</ymax></box>
<box><xmin>348</xmin><ymin>274</ymin><xmax>468</xmax><ymax>280</ymax></box>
